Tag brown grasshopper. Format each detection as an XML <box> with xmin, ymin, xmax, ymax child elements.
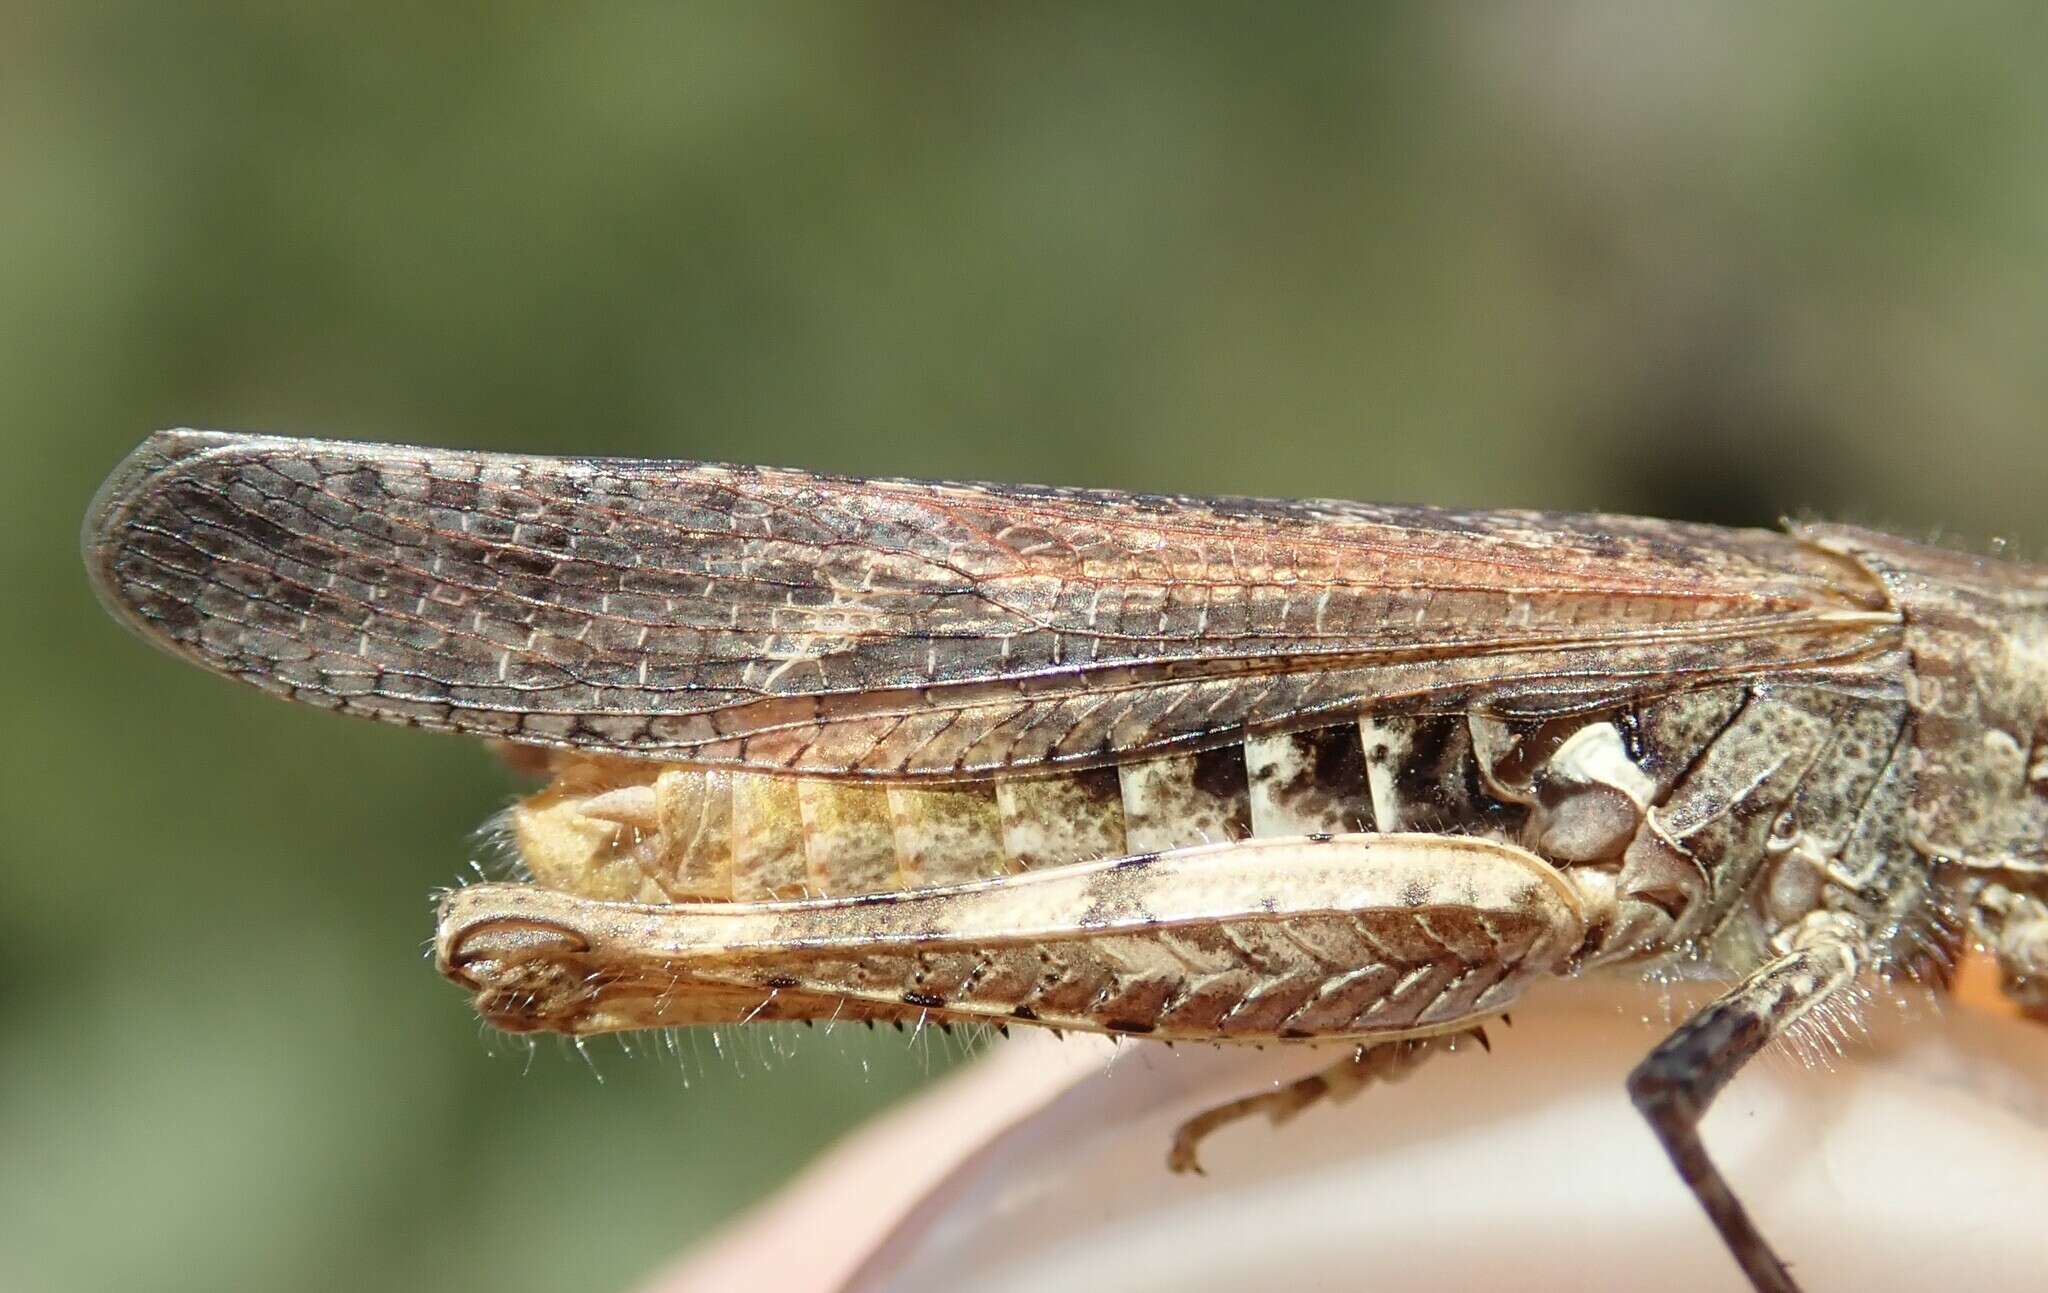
<box><xmin>84</xmin><ymin>429</ymin><xmax>2048</xmax><ymax>1292</ymax></box>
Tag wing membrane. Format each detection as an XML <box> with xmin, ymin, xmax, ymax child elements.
<box><xmin>86</xmin><ymin>430</ymin><xmax>1903</xmax><ymax>777</ymax></box>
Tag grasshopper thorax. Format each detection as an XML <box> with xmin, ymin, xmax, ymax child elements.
<box><xmin>1797</xmin><ymin>524</ymin><xmax>2048</xmax><ymax>997</ymax></box>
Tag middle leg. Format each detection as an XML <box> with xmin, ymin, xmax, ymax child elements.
<box><xmin>1168</xmin><ymin>1027</ymin><xmax>1488</xmax><ymax>1174</ymax></box>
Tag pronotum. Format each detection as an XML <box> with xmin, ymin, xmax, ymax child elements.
<box><xmin>84</xmin><ymin>430</ymin><xmax>2048</xmax><ymax>1292</ymax></box>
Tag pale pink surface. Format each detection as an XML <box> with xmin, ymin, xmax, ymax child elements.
<box><xmin>641</xmin><ymin>1032</ymin><xmax>1112</xmax><ymax>1293</ymax></box>
<box><xmin>646</xmin><ymin>982</ymin><xmax>2048</xmax><ymax>1293</ymax></box>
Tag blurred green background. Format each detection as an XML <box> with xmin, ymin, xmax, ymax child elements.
<box><xmin>6</xmin><ymin>5</ymin><xmax>2047</xmax><ymax>1291</ymax></box>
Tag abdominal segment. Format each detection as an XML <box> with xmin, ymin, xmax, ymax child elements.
<box><xmin>509</xmin><ymin>724</ymin><xmax>1389</xmax><ymax>905</ymax></box>
<box><xmin>509</xmin><ymin>755</ymin><xmax>1091</xmax><ymax>902</ymax></box>
<box><xmin>503</xmin><ymin>703</ymin><xmax>1734</xmax><ymax>907</ymax></box>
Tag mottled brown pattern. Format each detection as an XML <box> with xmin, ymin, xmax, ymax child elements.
<box><xmin>87</xmin><ymin>431</ymin><xmax>1901</xmax><ymax>778</ymax></box>
<box><xmin>1634</xmin><ymin>687</ymin><xmax>1747</xmax><ymax>794</ymax></box>
<box><xmin>81</xmin><ymin>432</ymin><xmax>2048</xmax><ymax>986</ymax></box>
<box><xmin>1361</xmin><ymin>714</ymin><xmax>1527</xmax><ymax>839</ymax></box>
<box><xmin>729</xmin><ymin>774</ymin><xmax>806</xmax><ymax>899</ymax></box>
<box><xmin>1119</xmin><ymin>750</ymin><xmax>1252</xmax><ymax>851</ymax></box>
<box><xmin>1246</xmin><ymin>725</ymin><xmax>1375</xmax><ymax>836</ymax></box>
<box><xmin>795</xmin><ymin>781</ymin><xmax>898</xmax><ymax>896</ymax></box>
<box><xmin>1799</xmin><ymin>524</ymin><xmax>2048</xmax><ymax>869</ymax></box>
<box><xmin>436</xmin><ymin>834</ymin><xmax>1583</xmax><ymax>1041</ymax></box>
<box><xmin>995</xmin><ymin>769</ymin><xmax>1128</xmax><ymax>869</ymax></box>
<box><xmin>85</xmin><ymin>432</ymin><xmax>2048</xmax><ymax>1293</ymax></box>
<box><xmin>884</xmin><ymin>785</ymin><xmax>1008</xmax><ymax>886</ymax></box>
<box><xmin>1616</xmin><ymin>688</ymin><xmax>1915</xmax><ymax>967</ymax></box>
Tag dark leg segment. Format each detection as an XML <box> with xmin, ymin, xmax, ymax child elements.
<box><xmin>1627</xmin><ymin>912</ymin><xmax>1866</xmax><ymax>1293</ymax></box>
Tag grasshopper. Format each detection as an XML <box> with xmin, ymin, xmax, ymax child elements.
<box><xmin>84</xmin><ymin>429</ymin><xmax>2048</xmax><ymax>1292</ymax></box>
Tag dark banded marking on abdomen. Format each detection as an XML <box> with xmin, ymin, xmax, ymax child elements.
<box><xmin>1246</xmin><ymin>726</ymin><xmax>1375</xmax><ymax>836</ymax></box>
<box><xmin>1119</xmin><ymin>747</ymin><xmax>1253</xmax><ymax>852</ymax></box>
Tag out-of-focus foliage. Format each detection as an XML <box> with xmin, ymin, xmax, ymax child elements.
<box><xmin>3</xmin><ymin>5</ymin><xmax>2043</xmax><ymax>1291</ymax></box>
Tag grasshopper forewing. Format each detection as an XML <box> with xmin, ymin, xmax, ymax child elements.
<box><xmin>84</xmin><ymin>430</ymin><xmax>2048</xmax><ymax>1292</ymax></box>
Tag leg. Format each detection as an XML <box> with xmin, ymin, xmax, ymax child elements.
<box><xmin>1167</xmin><ymin>1027</ymin><xmax>1484</xmax><ymax>1174</ymax></box>
<box><xmin>1627</xmin><ymin>912</ymin><xmax>1868</xmax><ymax>1293</ymax></box>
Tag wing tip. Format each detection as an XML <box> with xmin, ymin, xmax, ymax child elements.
<box><xmin>82</xmin><ymin>428</ymin><xmax>274</xmax><ymax>652</ymax></box>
